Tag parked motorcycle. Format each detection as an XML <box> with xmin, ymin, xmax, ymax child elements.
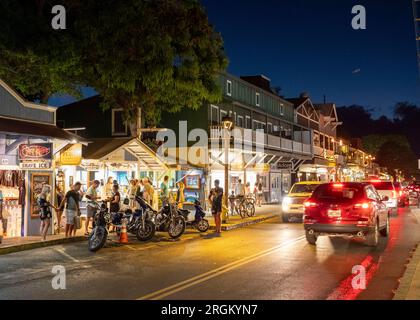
<box><xmin>134</xmin><ymin>196</ymin><xmax>156</xmax><ymax>241</ymax></box>
<box><xmin>178</xmin><ymin>200</ymin><xmax>209</xmax><ymax>233</ymax></box>
<box><xmin>152</xmin><ymin>200</ymin><xmax>186</xmax><ymax>239</ymax></box>
<box><xmin>88</xmin><ymin>201</ymin><xmax>133</xmax><ymax>252</ymax></box>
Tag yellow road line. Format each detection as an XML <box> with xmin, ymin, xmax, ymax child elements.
<box><xmin>137</xmin><ymin>235</ymin><xmax>306</xmax><ymax>300</ymax></box>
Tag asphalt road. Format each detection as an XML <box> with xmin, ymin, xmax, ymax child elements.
<box><xmin>0</xmin><ymin>206</ymin><xmax>419</xmax><ymax>300</ymax></box>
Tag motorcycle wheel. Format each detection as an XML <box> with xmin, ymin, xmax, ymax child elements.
<box><xmin>88</xmin><ymin>226</ymin><xmax>108</xmax><ymax>252</ymax></box>
<box><xmin>168</xmin><ymin>216</ymin><xmax>186</xmax><ymax>239</ymax></box>
<box><xmin>136</xmin><ymin>220</ymin><xmax>156</xmax><ymax>241</ymax></box>
<box><xmin>196</xmin><ymin>219</ymin><xmax>209</xmax><ymax>233</ymax></box>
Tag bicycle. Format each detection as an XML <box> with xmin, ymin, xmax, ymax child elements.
<box><xmin>230</xmin><ymin>194</ymin><xmax>256</xmax><ymax>219</ymax></box>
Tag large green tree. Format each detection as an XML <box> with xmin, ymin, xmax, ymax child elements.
<box><xmin>0</xmin><ymin>0</ymin><xmax>228</xmax><ymax>136</ymax></box>
<box><xmin>0</xmin><ymin>0</ymin><xmax>84</xmax><ymax>103</ymax></box>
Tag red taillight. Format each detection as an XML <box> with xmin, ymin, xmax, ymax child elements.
<box><xmin>353</xmin><ymin>202</ymin><xmax>371</xmax><ymax>210</ymax></box>
<box><xmin>304</xmin><ymin>201</ymin><xmax>318</xmax><ymax>208</ymax></box>
<box><xmin>332</xmin><ymin>183</ymin><xmax>343</xmax><ymax>188</ymax></box>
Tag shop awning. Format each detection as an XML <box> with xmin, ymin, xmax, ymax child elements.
<box><xmin>0</xmin><ymin>116</ymin><xmax>87</xmax><ymax>143</ymax></box>
<box><xmin>83</xmin><ymin>138</ymin><xmax>169</xmax><ymax>171</ymax></box>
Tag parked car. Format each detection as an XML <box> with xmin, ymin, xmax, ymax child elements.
<box><xmin>303</xmin><ymin>182</ymin><xmax>390</xmax><ymax>247</ymax></box>
<box><xmin>366</xmin><ymin>180</ymin><xmax>398</xmax><ymax>215</ymax></box>
<box><xmin>393</xmin><ymin>182</ymin><xmax>409</xmax><ymax>207</ymax></box>
<box><xmin>281</xmin><ymin>181</ymin><xmax>322</xmax><ymax>222</ymax></box>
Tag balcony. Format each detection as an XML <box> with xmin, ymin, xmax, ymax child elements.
<box><xmin>209</xmin><ymin>125</ymin><xmax>312</xmax><ymax>156</ymax></box>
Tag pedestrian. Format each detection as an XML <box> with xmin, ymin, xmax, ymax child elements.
<box><xmin>245</xmin><ymin>182</ymin><xmax>251</xmax><ymax>196</ymax></box>
<box><xmin>177</xmin><ymin>181</ymin><xmax>185</xmax><ymax>209</ymax></box>
<box><xmin>142</xmin><ymin>177</ymin><xmax>154</xmax><ymax>206</ymax></box>
<box><xmin>209</xmin><ymin>179</ymin><xmax>223</xmax><ymax>234</ymax></box>
<box><xmin>0</xmin><ymin>190</ymin><xmax>7</xmax><ymax>241</ymax></box>
<box><xmin>160</xmin><ymin>175</ymin><xmax>170</xmax><ymax>206</ymax></box>
<box><xmin>104</xmin><ymin>177</ymin><xmax>114</xmax><ymax>199</ymax></box>
<box><xmin>108</xmin><ymin>184</ymin><xmax>121</xmax><ymax>214</ymax></box>
<box><xmin>55</xmin><ymin>185</ymin><xmax>65</xmax><ymax>234</ymax></box>
<box><xmin>127</xmin><ymin>179</ymin><xmax>138</xmax><ymax>210</ymax></box>
<box><xmin>60</xmin><ymin>182</ymin><xmax>82</xmax><ymax>237</ymax></box>
<box><xmin>84</xmin><ymin>180</ymin><xmax>100</xmax><ymax>236</ymax></box>
<box><xmin>257</xmin><ymin>180</ymin><xmax>263</xmax><ymax>207</ymax></box>
<box><xmin>37</xmin><ymin>184</ymin><xmax>57</xmax><ymax>241</ymax></box>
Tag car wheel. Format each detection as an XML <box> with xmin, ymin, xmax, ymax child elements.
<box><xmin>282</xmin><ymin>213</ymin><xmax>290</xmax><ymax>223</ymax></box>
<box><xmin>366</xmin><ymin>221</ymin><xmax>379</xmax><ymax>247</ymax></box>
<box><xmin>305</xmin><ymin>230</ymin><xmax>317</xmax><ymax>245</ymax></box>
<box><xmin>380</xmin><ymin>216</ymin><xmax>390</xmax><ymax>237</ymax></box>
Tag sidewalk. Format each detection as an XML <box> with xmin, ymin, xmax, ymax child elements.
<box><xmin>0</xmin><ymin>204</ymin><xmax>281</xmax><ymax>255</ymax></box>
<box><xmin>0</xmin><ymin>230</ymin><xmax>86</xmax><ymax>256</ymax></box>
<box><xmin>393</xmin><ymin>208</ymin><xmax>420</xmax><ymax>300</ymax></box>
<box><xmin>208</xmin><ymin>204</ymin><xmax>281</xmax><ymax>231</ymax></box>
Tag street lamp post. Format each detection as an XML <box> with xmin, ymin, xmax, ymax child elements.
<box><xmin>222</xmin><ymin>115</ymin><xmax>234</xmax><ymax>223</ymax></box>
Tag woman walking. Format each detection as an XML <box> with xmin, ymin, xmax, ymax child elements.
<box><xmin>38</xmin><ymin>185</ymin><xmax>57</xmax><ymax>241</ymax></box>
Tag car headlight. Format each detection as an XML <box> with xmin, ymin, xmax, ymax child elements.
<box><xmin>282</xmin><ymin>197</ymin><xmax>292</xmax><ymax>210</ymax></box>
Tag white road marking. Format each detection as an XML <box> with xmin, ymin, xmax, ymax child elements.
<box><xmin>55</xmin><ymin>248</ymin><xmax>80</xmax><ymax>263</ymax></box>
<box><xmin>138</xmin><ymin>235</ymin><xmax>306</xmax><ymax>300</ymax></box>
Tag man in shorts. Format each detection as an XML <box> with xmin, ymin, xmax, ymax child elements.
<box><xmin>61</xmin><ymin>182</ymin><xmax>81</xmax><ymax>237</ymax></box>
<box><xmin>209</xmin><ymin>179</ymin><xmax>223</xmax><ymax>234</ymax></box>
<box><xmin>85</xmin><ymin>180</ymin><xmax>100</xmax><ymax>236</ymax></box>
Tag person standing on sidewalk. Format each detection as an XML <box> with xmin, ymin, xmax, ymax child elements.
<box><xmin>209</xmin><ymin>179</ymin><xmax>223</xmax><ymax>234</ymax></box>
<box><xmin>37</xmin><ymin>185</ymin><xmax>57</xmax><ymax>241</ymax></box>
<box><xmin>55</xmin><ymin>185</ymin><xmax>65</xmax><ymax>234</ymax></box>
<box><xmin>60</xmin><ymin>182</ymin><xmax>82</xmax><ymax>237</ymax></box>
<box><xmin>84</xmin><ymin>180</ymin><xmax>100</xmax><ymax>236</ymax></box>
<box><xmin>160</xmin><ymin>175</ymin><xmax>170</xmax><ymax>207</ymax></box>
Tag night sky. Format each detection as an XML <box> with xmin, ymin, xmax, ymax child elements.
<box><xmin>50</xmin><ymin>0</ymin><xmax>420</xmax><ymax>119</ymax></box>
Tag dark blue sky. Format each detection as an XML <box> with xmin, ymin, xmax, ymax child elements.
<box><xmin>201</xmin><ymin>0</ymin><xmax>420</xmax><ymax>118</ymax></box>
<box><xmin>50</xmin><ymin>0</ymin><xmax>420</xmax><ymax>119</ymax></box>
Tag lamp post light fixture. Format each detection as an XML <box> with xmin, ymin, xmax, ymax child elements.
<box><xmin>221</xmin><ymin>115</ymin><xmax>234</xmax><ymax>223</ymax></box>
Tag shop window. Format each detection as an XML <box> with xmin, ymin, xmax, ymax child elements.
<box><xmin>256</xmin><ymin>92</ymin><xmax>260</xmax><ymax>107</ymax></box>
<box><xmin>112</xmin><ymin>109</ymin><xmax>127</xmax><ymax>136</ymax></box>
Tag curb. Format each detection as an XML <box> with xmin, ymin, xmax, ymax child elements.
<box><xmin>0</xmin><ymin>236</ymin><xmax>86</xmax><ymax>256</ymax></box>
<box><xmin>393</xmin><ymin>243</ymin><xmax>420</xmax><ymax>300</ymax></box>
<box><xmin>210</xmin><ymin>214</ymin><xmax>278</xmax><ymax>231</ymax></box>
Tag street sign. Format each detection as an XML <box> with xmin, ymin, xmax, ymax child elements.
<box><xmin>277</xmin><ymin>162</ymin><xmax>293</xmax><ymax>170</ymax></box>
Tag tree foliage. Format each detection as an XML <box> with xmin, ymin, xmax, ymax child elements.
<box><xmin>0</xmin><ymin>0</ymin><xmax>84</xmax><ymax>103</ymax></box>
<box><xmin>0</xmin><ymin>0</ymin><xmax>228</xmax><ymax>135</ymax></box>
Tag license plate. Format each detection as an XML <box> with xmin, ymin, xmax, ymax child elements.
<box><xmin>327</xmin><ymin>209</ymin><xmax>341</xmax><ymax>217</ymax></box>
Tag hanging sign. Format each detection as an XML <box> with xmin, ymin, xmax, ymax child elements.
<box><xmin>59</xmin><ymin>144</ymin><xmax>82</xmax><ymax>165</ymax></box>
<box><xmin>18</xmin><ymin>143</ymin><xmax>52</xmax><ymax>161</ymax></box>
<box><xmin>277</xmin><ymin>162</ymin><xmax>293</xmax><ymax>170</ymax></box>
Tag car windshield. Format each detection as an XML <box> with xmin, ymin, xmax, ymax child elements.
<box><xmin>290</xmin><ymin>184</ymin><xmax>319</xmax><ymax>194</ymax></box>
<box><xmin>312</xmin><ymin>184</ymin><xmax>364</xmax><ymax>202</ymax></box>
<box><xmin>370</xmin><ymin>182</ymin><xmax>394</xmax><ymax>190</ymax></box>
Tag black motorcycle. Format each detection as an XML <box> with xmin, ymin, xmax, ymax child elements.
<box><xmin>134</xmin><ymin>196</ymin><xmax>157</xmax><ymax>241</ymax></box>
<box><xmin>151</xmin><ymin>200</ymin><xmax>186</xmax><ymax>239</ymax></box>
<box><xmin>88</xmin><ymin>202</ymin><xmax>110</xmax><ymax>252</ymax></box>
<box><xmin>178</xmin><ymin>200</ymin><xmax>209</xmax><ymax>233</ymax></box>
<box><xmin>88</xmin><ymin>201</ymin><xmax>134</xmax><ymax>252</ymax></box>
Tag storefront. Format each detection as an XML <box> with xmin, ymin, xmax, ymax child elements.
<box><xmin>0</xmin><ymin>78</ymin><xmax>85</xmax><ymax>237</ymax></box>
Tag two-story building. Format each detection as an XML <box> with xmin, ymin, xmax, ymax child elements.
<box><xmin>160</xmin><ymin>73</ymin><xmax>313</xmax><ymax>202</ymax></box>
<box><xmin>0</xmin><ymin>79</ymin><xmax>84</xmax><ymax>237</ymax></box>
<box><xmin>287</xmin><ymin>95</ymin><xmax>343</xmax><ymax>182</ymax></box>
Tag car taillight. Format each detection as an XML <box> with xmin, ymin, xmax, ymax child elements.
<box><xmin>304</xmin><ymin>201</ymin><xmax>318</xmax><ymax>208</ymax></box>
<box><xmin>353</xmin><ymin>202</ymin><xmax>371</xmax><ymax>210</ymax></box>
